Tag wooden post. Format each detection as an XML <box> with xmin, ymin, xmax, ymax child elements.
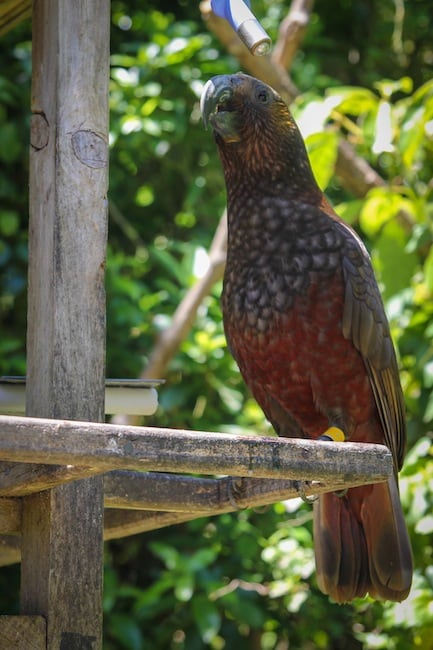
<box><xmin>20</xmin><ymin>0</ymin><xmax>109</xmax><ymax>647</ymax></box>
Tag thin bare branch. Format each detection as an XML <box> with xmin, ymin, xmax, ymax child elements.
<box><xmin>335</xmin><ymin>139</ymin><xmax>386</xmax><ymax>197</ymax></box>
<box><xmin>272</xmin><ymin>0</ymin><xmax>315</xmax><ymax>70</ymax></box>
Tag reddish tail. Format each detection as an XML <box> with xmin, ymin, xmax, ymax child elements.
<box><xmin>313</xmin><ymin>478</ymin><xmax>412</xmax><ymax>602</ymax></box>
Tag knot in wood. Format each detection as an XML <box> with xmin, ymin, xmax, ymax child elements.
<box><xmin>30</xmin><ymin>113</ymin><xmax>49</xmax><ymax>150</ymax></box>
<box><xmin>71</xmin><ymin>129</ymin><xmax>108</xmax><ymax>169</ymax></box>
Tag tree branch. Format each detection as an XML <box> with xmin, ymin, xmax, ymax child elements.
<box><xmin>335</xmin><ymin>139</ymin><xmax>385</xmax><ymax>197</ymax></box>
<box><xmin>272</xmin><ymin>0</ymin><xmax>315</xmax><ymax>70</ymax></box>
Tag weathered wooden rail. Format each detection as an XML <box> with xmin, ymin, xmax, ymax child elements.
<box><xmin>0</xmin><ymin>416</ymin><xmax>392</xmax><ymax>483</ymax></box>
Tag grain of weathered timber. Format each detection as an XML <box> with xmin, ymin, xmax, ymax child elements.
<box><xmin>0</xmin><ymin>415</ymin><xmax>394</xmax><ymax>483</ymax></box>
<box><xmin>0</xmin><ymin>464</ymin><xmax>393</xmax><ymax>565</ymax></box>
<box><xmin>1</xmin><ymin>514</ymin><xmax>181</xmax><ymax>561</ymax></box>
<box><xmin>103</xmin><ymin>509</ymin><xmax>200</xmax><ymax>540</ymax></box>
<box><xmin>0</xmin><ymin>615</ymin><xmax>46</xmax><ymax>649</ymax></box>
<box><xmin>21</xmin><ymin>484</ymin><xmax>105</xmax><ymax>647</ymax></box>
<box><xmin>0</xmin><ymin>461</ymin><xmax>102</xmax><ymax>497</ymax></box>
<box><xmin>0</xmin><ymin>466</ymin><xmax>388</xmax><ymax>541</ymax></box>
<box><xmin>0</xmin><ymin>497</ymin><xmax>21</xmax><ymax>533</ymax></box>
<box><xmin>103</xmin><ymin>471</ymin><xmax>387</xmax><ymax>539</ymax></box>
<box><xmin>21</xmin><ymin>0</ymin><xmax>110</xmax><ymax>647</ymax></box>
<box><xmin>0</xmin><ymin>0</ymin><xmax>31</xmax><ymax>36</ymax></box>
<box><xmin>103</xmin><ymin>471</ymin><xmax>371</xmax><ymax>512</ymax></box>
<box><xmin>27</xmin><ymin>10</ymin><xmax>108</xmax><ymax>423</ymax></box>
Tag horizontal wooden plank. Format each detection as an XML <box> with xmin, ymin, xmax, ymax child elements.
<box><xmin>104</xmin><ymin>509</ymin><xmax>196</xmax><ymax>540</ymax></box>
<box><xmin>0</xmin><ymin>467</ymin><xmax>384</xmax><ymax>537</ymax></box>
<box><xmin>0</xmin><ymin>463</ymin><xmax>394</xmax><ymax>566</ymax></box>
<box><xmin>103</xmin><ymin>470</ymin><xmax>365</xmax><ymax>512</ymax></box>
<box><xmin>0</xmin><ymin>415</ymin><xmax>393</xmax><ymax>483</ymax></box>
<box><xmin>101</xmin><ymin>473</ymin><xmax>360</xmax><ymax>540</ymax></box>
<box><xmin>0</xmin><ymin>615</ymin><xmax>46</xmax><ymax>649</ymax></box>
<box><xmin>0</xmin><ymin>461</ymin><xmax>102</xmax><ymax>497</ymax></box>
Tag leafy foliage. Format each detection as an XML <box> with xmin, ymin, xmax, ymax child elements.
<box><xmin>1</xmin><ymin>1</ymin><xmax>433</xmax><ymax>648</ymax></box>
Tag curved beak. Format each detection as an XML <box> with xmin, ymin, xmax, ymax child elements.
<box><xmin>200</xmin><ymin>75</ymin><xmax>241</xmax><ymax>142</ymax></box>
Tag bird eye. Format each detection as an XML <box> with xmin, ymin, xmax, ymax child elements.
<box><xmin>256</xmin><ymin>89</ymin><xmax>270</xmax><ymax>103</ymax></box>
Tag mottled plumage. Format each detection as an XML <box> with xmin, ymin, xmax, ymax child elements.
<box><xmin>201</xmin><ymin>72</ymin><xmax>412</xmax><ymax>602</ymax></box>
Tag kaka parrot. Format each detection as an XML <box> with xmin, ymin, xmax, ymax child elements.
<box><xmin>201</xmin><ymin>72</ymin><xmax>412</xmax><ymax>603</ymax></box>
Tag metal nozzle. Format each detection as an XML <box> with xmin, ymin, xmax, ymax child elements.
<box><xmin>211</xmin><ymin>0</ymin><xmax>272</xmax><ymax>56</ymax></box>
<box><xmin>237</xmin><ymin>19</ymin><xmax>271</xmax><ymax>56</ymax></box>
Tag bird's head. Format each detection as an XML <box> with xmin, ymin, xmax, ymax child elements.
<box><xmin>200</xmin><ymin>73</ymin><xmax>291</xmax><ymax>141</ymax></box>
<box><xmin>201</xmin><ymin>73</ymin><xmax>316</xmax><ymax>189</ymax></box>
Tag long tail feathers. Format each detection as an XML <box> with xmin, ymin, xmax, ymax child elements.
<box><xmin>313</xmin><ymin>478</ymin><xmax>412</xmax><ymax>603</ymax></box>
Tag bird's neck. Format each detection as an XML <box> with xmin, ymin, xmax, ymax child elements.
<box><xmin>220</xmin><ymin>139</ymin><xmax>322</xmax><ymax>203</ymax></box>
<box><xmin>223</xmin><ymin>162</ymin><xmax>322</xmax><ymax>208</ymax></box>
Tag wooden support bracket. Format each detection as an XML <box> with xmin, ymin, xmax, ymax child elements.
<box><xmin>0</xmin><ymin>615</ymin><xmax>46</xmax><ymax>649</ymax></box>
<box><xmin>0</xmin><ymin>0</ymin><xmax>31</xmax><ymax>36</ymax></box>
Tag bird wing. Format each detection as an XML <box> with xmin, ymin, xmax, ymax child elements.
<box><xmin>337</xmin><ymin>220</ymin><xmax>406</xmax><ymax>470</ymax></box>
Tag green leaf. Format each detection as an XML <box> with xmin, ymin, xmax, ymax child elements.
<box><xmin>423</xmin><ymin>246</ymin><xmax>433</xmax><ymax>294</ymax></box>
<box><xmin>142</xmin><ymin>117</ymin><xmax>162</xmax><ymax>136</ymax></box>
<box><xmin>225</xmin><ymin>595</ymin><xmax>266</xmax><ymax>628</ymax></box>
<box><xmin>109</xmin><ymin>614</ymin><xmax>143</xmax><ymax>650</ymax></box>
<box><xmin>192</xmin><ymin>596</ymin><xmax>221</xmax><ymax>643</ymax></box>
<box><xmin>423</xmin><ymin>392</ymin><xmax>433</xmax><ymax>423</ymax></box>
<box><xmin>334</xmin><ymin>199</ymin><xmax>364</xmax><ymax>225</ymax></box>
<box><xmin>187</xmin><ymin>547</ymin><xmax>218</xmax><ymax>571</ymax></box>
<box><xmin>326</xmin><ymin>86</ymin><xmax>378</xmax><ymax>115</ymax></box>
<box><xmin>174</xmin><ymin>573</ymin><xmax>194</xmax><ymax>602</ymax></box>
<box><xmin>373</xmin><ymin>76</ymin><xmax>413</xmax><ymax>100</ymax></box>
<box><xmin>373</xmin><ymin>220</ymin><xmax>418</xmax><ymax>300</ymax></box>
<box><xmin>0</xmin><ymin>210</ymin><xmax>19</xmax><ymax>236</ymax></box>
<box><xmin>135</xmin><ymin>184</ymin><xmax>154</xmax><ymax>207</ymax></box>
<box><xmin>399</xmin><ymin>105</ymin><xmax>426</xmax><ymax>170</ymax></box>
<box><xmin>0</xmin><ymin>123</ymin><xmax>22</xmax><ymax>163</ymax></box>
<box><xmin>359</xmin><ymin>187</ymin><xmax>415</xmax><ymax>238</ymax></box>
<box><xmin>305</xmin><ymin>130</ymin><xmax>338</xmax><ymax>191</ymax></box>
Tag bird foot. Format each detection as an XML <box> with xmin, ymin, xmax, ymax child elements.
<box><xmin>226</xmin><ymin>477</ymin><xmax>246</xmax><ymax>509</ymax></box>
<box><xmin>318</xmin><ymin>426</ymin><xmax>345</xmax><ymax>442</ymax></box>
<box><xmin>295</xmin><ymin>481</ymin><xmax>319</xmax><ymax>503</ymax></box>
<box><xmin>317</xmin><ymin>426</ymin><xmax>348</xmax><ymax>497</ymax></box>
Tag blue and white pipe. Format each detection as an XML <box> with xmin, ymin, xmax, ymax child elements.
<box><xmin>211</xmin><ymin>0</ymin><xmax>271</xmax><ymax>55</ymax></box>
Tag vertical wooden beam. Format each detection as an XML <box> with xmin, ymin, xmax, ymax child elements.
<box><xmin>22</xmin><ymin>0</ymin><xmax>110</xmax><ymax>647</ymax></box>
